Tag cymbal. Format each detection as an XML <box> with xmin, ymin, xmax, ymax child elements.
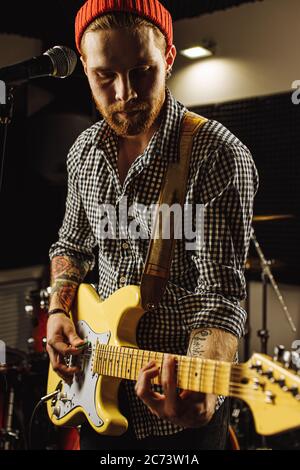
<box><xmin>245</xmin><ymin>258</ymin><xmax>286</xmax><ymax>272</ymax></box>
<box><xmin>252</xmin><ymin>214</ymin><xmax>295</xmax><ymax>222</ymax></box>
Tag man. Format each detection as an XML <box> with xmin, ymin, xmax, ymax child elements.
<box><xmin>46</xmin><ymin>0</ymin><xmax>258</xmax><ymax>450</ymax></box>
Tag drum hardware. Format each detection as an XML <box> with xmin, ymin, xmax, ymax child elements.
<box><xmin>25</xmin><ymin>287</ymin><xmax>50</xmax><ymax>354</ymax></box>
<box><xmin>250</xmin><ymin>228</ymin><xmax>296</xmax><ymax>356</ymax></box>
<box><xmin>0</xmin><ymin>348</ymin><xmax>30</xmax><ymax>450</ymax></box>
<box><xmin>243</xmin><ymin>213</ymin><xmax>296</xmax><ymax>360</ymax></box>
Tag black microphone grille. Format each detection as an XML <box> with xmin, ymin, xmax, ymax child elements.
<box><xmin>44</xmin><ymin>46</ymin><xmax>78</xmax><ymax>78</ymax></box>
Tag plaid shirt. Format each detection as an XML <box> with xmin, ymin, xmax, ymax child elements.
<box><xmin>49</xmin><ymin>88</ymin><xmax>258</xmax><ymax>439</ymax></box>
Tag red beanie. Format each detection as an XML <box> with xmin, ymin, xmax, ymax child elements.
<box><xmin>75</xmin><ymin>0</ymin><xmax>173</xmax><ymax>53</ymax></box>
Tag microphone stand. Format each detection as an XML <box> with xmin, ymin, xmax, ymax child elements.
<box><xmin>0</xmin><ymin>83</ymin><xmax>14</xmax><ymax>194</ymax></box>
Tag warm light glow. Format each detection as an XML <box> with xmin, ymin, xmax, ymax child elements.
<box><xmin>180</xmin><ymin>46</ymin><xmax>213</xmax><ymax>60</ymax></box>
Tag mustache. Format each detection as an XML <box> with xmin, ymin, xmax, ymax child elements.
<box><xmin>110</xmin><ymin>102</ymin><xmax>149</xmax><ymax>113</ymax></box>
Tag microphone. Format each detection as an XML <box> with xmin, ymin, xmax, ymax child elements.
<box><xmin>0</xmin><ymin>46</ymin><xmax>78</xmax><ymax>85</ymax></box>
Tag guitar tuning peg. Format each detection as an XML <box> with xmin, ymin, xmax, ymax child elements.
<box><xmin>283</xmin><ymin>350</ymin><xmax>292</xmax><ymax>368</ymax></box>
<box><xmin>273</xmin><ymin>344</ymin><xmax>285</xmax><ymax>362</ymax></box>
<box><xmin>291</xmin><ymin>351</ymin><xmax>300</xmax><ymax>372</ymax></box>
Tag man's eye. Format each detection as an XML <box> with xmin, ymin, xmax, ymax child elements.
<box><xmin>97</xmin><ymin>72</ymin><xmax>115</xmax><ymax>79</ymax></box>
<box><xmin>135</xmin><ymin>67</ymin><xmax>151</xmax><ymax>74</ymax></box>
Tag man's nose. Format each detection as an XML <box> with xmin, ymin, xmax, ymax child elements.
<box><xmin>115</xmin><ymin>74</ymin><xmax>137</xmax><ymax>102</ymax></box>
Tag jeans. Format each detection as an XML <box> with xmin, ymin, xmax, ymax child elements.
<box><xmin>80</xmin><ymin>383</ymin><xmax>230</xmax><ymax>451</ymax></box>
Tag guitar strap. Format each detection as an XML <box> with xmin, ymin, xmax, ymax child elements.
<box><xmin>140</xmin><ymin>111</ymin><xmax>208</xmax><ymax>310</ymax></box>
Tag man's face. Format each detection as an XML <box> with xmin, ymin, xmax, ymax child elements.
<box><xmin>81</xmin><ymin>26</ymin><xmax>176</xmax><ymax>136</ymax></box>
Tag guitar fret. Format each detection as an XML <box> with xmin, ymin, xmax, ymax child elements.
<box><xmin>96</xmin><ymin>344</ymin><xmax>101</xmax><ymax>374</ymax></box>
<box><xmin>133</xmin><ymin>348</ymin><xmax>139</xmax><ymax>381</ymax></box>
<box><xmin>109</xmin><ymin>345</ymin><xmax>113</xmax><ymax>377</ymax></box>
<box><xmin>105</xmin><ymin>345</ymin><xmax>109</xmax><ymax>376</ymax></box>
<box><xmin>111</xmin><ymin>346</ymin><xmax>116</xmax><ymax>377</ymax></box>
<box><xmin>212</xmin><ymin>361</ymin><xmax>217</xmax><ymax>394</ymax></box>
<box><xmin>127</xmin><ymin>348</ymin><xmax>132</xmax><ymax>379</ymax></box>
<box><xmin>97</xmin><ymin>344</ymin><xmax>102</xmax><ymax>374</ymax></box>
<box><xmin>116</xmin><ymin>348</ymin><xmax>121</xmax><ymax>378</ymax></box>
<box><xmin>120</xmin><ymin>347</ymin><xmax>125</xmax><ymax>379</ymax></box>
<box><xmin>187</xmin><ymin>356</ymin><xmax>192</xmax><ymax>390</ymax></box>
<box><xmin>177</xmin><ymin>356</ymin><xmax>184</xmax><ymax>389</ymax></box>
<box><xmin>124</xmin><ymin>348</ymin><xmax>129</xmax><ymax>379</ymax></box>
<box><xmin>99</xmin><ymin>344</ymin><xmax>102</xmax><ymax>375</ymax></box>
<box><xmin>140</xmin><ymin>349</ymin><xmax>145</xmax><ymax>373</ymax></box>
<box><xmin>154</xmin><ymin>351</ymin><xmax>159</xmax><ymax>385</ymax></box>
<box><xmin>199</xmin><ymin>359</ymin><xmax>204</xmax><ymax>392</ymax></box>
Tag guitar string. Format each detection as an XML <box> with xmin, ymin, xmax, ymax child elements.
<box><xmin>77</xmin><ymin>345</ymin><xmax>299</xmax><ymax>386</ymax></box>
<box><xmin>91</xmin><ymin>347</ymin><xmax>293</xmax><ymax>381</ymax></box>
<box><xmin>87</xmin><ymin>348</ymin><xmax>299</xmax><ymax>399</ymax></box>
<box><xmin>90</xmin><ymin>346</ymin><xmax>298</xmax><ymax>383</ymax></box>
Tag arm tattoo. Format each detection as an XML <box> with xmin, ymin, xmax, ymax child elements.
<box><xmin>187</xmin><ymin>329</ymin><xmax>212</xmax><ymax>357</ymax></box>
<box><xmin>187</xmin><ymin>328</ymin><xmax>238</xmax><ymax>362</ymax></box>
<box><xmin>49</xmin><ymin>256</ymin><xmax>90</xmax><ymax>312</ymax></box>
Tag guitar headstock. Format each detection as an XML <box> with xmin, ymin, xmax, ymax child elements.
<box><xmin>235</xmin><ymin>347</ymin><xmax>300</xmax><ymax>435</ymax></box>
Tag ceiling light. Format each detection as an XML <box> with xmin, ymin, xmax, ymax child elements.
<box><xmin>180</xmin><ymin>45</ymin><xmax>214</xmax><ymax>60</ymax></box>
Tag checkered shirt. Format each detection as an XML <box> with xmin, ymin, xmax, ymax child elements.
<box><xmin>49</xmin><ymin>88</ymin><xmax>259</xmax><ymax>439</ymax></box>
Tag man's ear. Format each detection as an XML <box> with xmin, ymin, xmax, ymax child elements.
<box><xmin>80</xmin><ymin>56</ymin><xmax>88</xmax><ymax>77</ymax></box>
<box><xmin>165</xmin><ymin>45</ymin><xmax>177</xmax><ymax>72</ymax></box>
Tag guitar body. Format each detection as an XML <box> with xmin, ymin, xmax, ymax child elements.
<box><xmin>47</xmin><ymin>284</ymin><xmax>145</xmax><ymax>436</ymax></box>
<box><xmin>47</xmin><ymin>284</ymin><xmax>300</xmax><ymax>437</ymax></box>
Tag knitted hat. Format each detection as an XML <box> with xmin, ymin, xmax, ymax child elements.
<box><xmin>75</xmin><ymin>0</ymin><xmax>173</xmax><ymax>52</ymax></box>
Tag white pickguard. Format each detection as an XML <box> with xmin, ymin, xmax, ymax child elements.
<box><xmin>51</xmin><ymin>321</ymin><xmax>110</xmax><ymax>428</ymax></box>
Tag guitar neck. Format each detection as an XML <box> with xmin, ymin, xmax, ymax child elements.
<box><xmin>93</xmin><ymin>343</ymin><xmax>235</xmax><ymax>396</ymax></box>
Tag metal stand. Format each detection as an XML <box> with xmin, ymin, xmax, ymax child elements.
<box><xmin>251</xmin><ymin>229</ymin><xmax>296</xmax><ymax>355</ymax></box>
<box><xmin>0</xmin><ymin>83</ymin><xmax>14</xmax><ymax>194</ymax></box>
<box><xmin>243</xmin><ymin>279</ymin><xmax>251</xmax><ymax>360</ymax></box>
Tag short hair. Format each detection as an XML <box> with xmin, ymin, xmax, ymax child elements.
<box><xmin>81</xmin><ymin>12</ymin><xmax>167</xmax><ymax>56</ymax></box>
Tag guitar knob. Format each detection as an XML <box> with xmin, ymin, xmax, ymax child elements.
<box><xmin>273</xmin><ymin>345</ymin><xmax>285</xmax><ymax>362</ymax></box>
<box><xmin>53</xmin><ymin>405</ymin><xmax>61</xmax><ymax>418</ymax></box>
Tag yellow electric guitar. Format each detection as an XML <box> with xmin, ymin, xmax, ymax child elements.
<box><xmin>47</xmin><ymin>284</ymin><xmax>300</xmax><ymax>436</ymax></box>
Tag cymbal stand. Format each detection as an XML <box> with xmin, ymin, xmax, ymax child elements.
<box><xmin>251</xmin><ymin>229</ymin><xmax>296</xmax><ymax>355</ymax></box>
<box><xmin>0</xmin><ymin>82</ymin><xmax>14</xmax><ymax>195</ymax></box>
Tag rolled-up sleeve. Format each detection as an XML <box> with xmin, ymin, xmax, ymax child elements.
<box><xmin>49</xmin><ymin>136</ymin><xmax>96</xmax><ymax>270</ymax></box>
<box><xmin>182</xmin><ymin>143</ymin><xmax>259</xmax><ymax>338</ymax></box>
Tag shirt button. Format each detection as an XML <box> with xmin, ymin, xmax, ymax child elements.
<box><xmin>122</xmin><ymin>242</ymin><xmax>129</xmax><ymax>250</ymax></box>
<box><xmin>119</xmin><ymin>276</ymin><xmax>126</xmax><ymax>285</ymax></box>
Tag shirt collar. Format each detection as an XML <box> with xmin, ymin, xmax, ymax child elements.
<box><xmin>91</xmin><ymin>88</ymin><xmax>187</xmax><ymax>164</ymax></box>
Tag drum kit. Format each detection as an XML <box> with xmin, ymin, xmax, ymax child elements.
<box><xmin>0</xmin><ymin>214</ymin><xmax>298</xmax><ymax>450</ymax></box>
<box><xmin>230</xmin><ymin>213</ymin><xmax>299</xmax><ymax>450</ymax></box>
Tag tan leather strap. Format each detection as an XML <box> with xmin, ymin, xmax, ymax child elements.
<box><xmin>140</xmin><ymin>111</ymin><xmax>208</xmax><ymax>310</ymax></box>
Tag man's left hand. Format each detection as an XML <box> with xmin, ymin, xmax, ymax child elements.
<box><xmin>135</xmin><ymin>354</ymin><xmax>218</xmax><ymax>428</ymax></box>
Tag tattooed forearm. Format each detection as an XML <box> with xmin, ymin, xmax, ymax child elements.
<box><xmin>187</xmin><ymin>329</ymin><xmax>212</xmax><ymax>357</ymax></box>
<box><xmin>50</xmin><ymin>256</ymin><xmax>89</xmax><ymax>285</ymax></box>
<box><xmin>49</xmin><ymin>256</ymin><xmax>89</xmax><ymax>312</ymax></box>
<box><xmin>187</xmin><ymin>328</ymin><xmax>238</xmax><ymax>362</ymax></box>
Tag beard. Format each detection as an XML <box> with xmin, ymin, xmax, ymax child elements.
<box><xmin>93</xmin><ymin>86</ymin><xmax>166</xmax><ymax>137</ymax></box>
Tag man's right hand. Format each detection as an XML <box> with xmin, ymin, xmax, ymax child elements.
<box><xmin>46</xmin><ymin>314</ymin><xmax>86</xmax><ymax>383</ymax></box>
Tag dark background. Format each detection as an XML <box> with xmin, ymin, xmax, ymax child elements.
<box><xmin>1</xmin><ymin>0</ymin><xmax>298</xmax><ymax>284</ymax></box>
